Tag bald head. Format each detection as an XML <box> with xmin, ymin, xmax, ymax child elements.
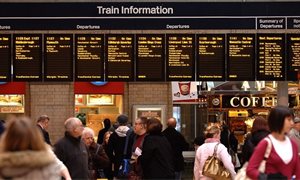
<box><xmin>167</xmin><ymin>117</ymin><xmax>177</xmax><ymax>128</ymax></box>
<box><xmin>65</xmin><ymin>117</ymin><xmax>81</xmax><ymax>130</ymax></box>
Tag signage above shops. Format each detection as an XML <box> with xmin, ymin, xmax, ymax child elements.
<box><xmin>209</xmin><ymin>94</ymin><xmax>298</xmax><ymax>109</ymax></box>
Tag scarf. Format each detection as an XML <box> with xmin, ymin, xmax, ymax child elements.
<box><xmin>205</xmin><ymin>138</ymin><xmax>220</xmax><ymax>143</ymax></box>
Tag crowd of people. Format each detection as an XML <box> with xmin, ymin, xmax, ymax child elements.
<box><xmin>0</xmin><ymin>105</ymin><xmax>299</xmax><ymax>180</ymax></box>
<box><xmin>0</xmin><ymin>114</ymin><xmax>189</xmax><ymax>180</ymax></box>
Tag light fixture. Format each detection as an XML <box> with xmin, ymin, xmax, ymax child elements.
<box><xmin>241</xmin><ymin>81</ymin><xmax>250</xmax><ymax>91</ymax></box>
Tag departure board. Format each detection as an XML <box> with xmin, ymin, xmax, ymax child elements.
<box><xmin>197</xmin><ymin>34</ymin><xmax>225</xmax><ymax>81</ymax></box>
<box><xmin>105</xmin><ymin>34</ymin><xmax>134</xmax><ymax>81</ymax></box>
<box><xmin>75</xmin><ymin>34</ymin><xmax>104</xmax><ymax>81</ymax></box>
<box><xmin>287</xmin><ymin>34</ymin><xmax>300</xmax><ymax>80</ymax></box>
<box><xmin>166</xmin><ymin>34</ymin><xmax>195</xmax><ymax>81</ymax></box>
<box><xmin>0</xmin><ymin>35</ymin><xmax>11</xmax><ymax>81</ymax></box>
<box><xmin>44</xmin><ymin>34</ymin><xmax>73</xmax><ymax>81</ymax></box>
<box><xmin>13</xmin><ymin>34</ymin><xmax>42</xmax><ymax>81</ymax></box>
<box><xmin>227</xmin><ymin>34</ymin><xmax>255</xmax><ymax>81</ymax></box>
<box><xmin>136</xmin><ymin>34</ymin><xmax>165</xmax><ymax>81</ymax></box>
<box><xmin>257</xmin><ymin>34</ymin><xmax>285</xmax><ymax>80</ymax></box>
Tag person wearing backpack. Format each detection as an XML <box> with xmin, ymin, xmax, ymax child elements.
<box><xmin>107</xmin><ymin>114</ymin><xmax>134</xmax><ymax>178</ymax></box>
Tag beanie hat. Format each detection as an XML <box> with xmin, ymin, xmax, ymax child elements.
<box><xmin>117</xmin><ymin>114</ymin><xmax>128</xmax><ymax>125</ymax></box>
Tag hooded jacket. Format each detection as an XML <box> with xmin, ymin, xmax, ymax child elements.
<box><xmin>0</xmin><ymin>150</ymin><xmax>62</xmax><ymax>180</ymax></box>
<box><xmin>107</xmin><ymin>126</ymin><xmax>134</xmax><ymax>177</ymax></box>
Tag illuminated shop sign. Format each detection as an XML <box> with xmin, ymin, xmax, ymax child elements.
<box><xmin>229</xmin><ymin>96</ymin><xmax>277</xmax><ymax>108</ymax></box>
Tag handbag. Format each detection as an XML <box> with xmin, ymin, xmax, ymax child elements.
<box><xmin>234</xmin><ymin>137</ymin><xmax>272</xmax><ymax>180</ymax></box>
<box><xmin>202</xmin><ymin>143</ymin><xmax>231</xmax><ymax>180</ymax></box>
<box><xmin>117</xmin><ymin>129</ymin><xmax>132</xmax><ymax>178</ymax></box>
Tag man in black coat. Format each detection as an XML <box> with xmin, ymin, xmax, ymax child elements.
<box><xmin>36</xmin><ymin>115</ymin><xmax>51</xmax><ymax>145</ymax></box>
<box><xmin>162</xmin><ymin>117</ymin><xmax>189</xmax><ymax>180</ymax></box>
<box><xmin>54</xmin><ymin>117</ymin><xmax>89</xmax><ymax>179</ymax></box>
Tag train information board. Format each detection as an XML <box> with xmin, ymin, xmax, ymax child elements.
<box><xmin>0</xmin><ymin>35</ymin><xmax>11</xmax><ymax>81</ymax></box>
<box><xmin>227</xmin><ymin>34</ymin><xmax>255</xmax><ymax>81</ymax></box>
<box><xmin>197</xmin><ymin>34</ymin><xmax>225</xmax><ymax>81</ymax></box>
<box><xmin>287</xmin><ymin>34</ymin><xmax>300</xmax><ymax>80</ymax></box>
<box><xmin>105</xmin><ymin>34</ymin><xmax>134</xmax><ymax>81</ymax></box>
<box><xmin>44</xmin><ymin>34</ymin><xmax>73</xmax><ymax>81</ymax></box>
<box><xmin>75</xmin><ymin>34</ymin><xmax>104</xmax><ymax>81</ymax></box>
<box><xmin>13</xmin><ymin>34</ymin><xmax>42</xmax><ymax>81</ymax></box>
<box><xmin>136</xmin><ymin>34</ymin><xmax>165</xmax><ymax>81</ymax></box>
<box><xmin>257</xmin><ymin>34</ymin><xmax>285</xmax><ymax>80</ymax></box>
<box><xmin>166</xmin><ymin>34</ymin><xmax>195</xmax><ymax>81</ymax></box>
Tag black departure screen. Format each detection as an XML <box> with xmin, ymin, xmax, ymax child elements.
<box><xmin>105</xmin><ymin>34</ymin><xmax>134</xmax><ymax>81</ymax></box>
<box><xmin>166</xmin><ymin>34</ymin><xmax>195</xmax><ymax>81</ymax></box>
<box><xmin>227</xmin><ymin>34</ymin><xmax>255</xmax><ymax>81</ymax></box>
<box><xmin>287</xmin><ymin>34</ymin><xmax>300</xmax><ymax>80</ymax></box>
<box><xmin>13</xmin><ymin>34</ymin><xmax>42</xmax><ymax>81</ymax></box>
<box><xmin>197</xmin><ymin>34</ymin><xmax>225</xmax><ymax>81</ymax></box>
<box><xmin>0</xmin><ymin>35</ymin><xmax>11</xmax><ymax>81</ymax></box>
<box><xmin>257</xmin><ymin>34</ymin><xmax>285</xmax><ymax>80</ymax></box>
<box><xmin>136</xmin><ymin>34</ymin><xmax>164</xmax><ymax>81</ymax></box>
<box><xmin>75</xmin><ymin>34</ymin><xmax>104</xmax><ymax>81</ymax></box>
<box><xmin>44</xmin><ymin>34</ymin><xmax>73</xmax><ymax>81</ymax></box>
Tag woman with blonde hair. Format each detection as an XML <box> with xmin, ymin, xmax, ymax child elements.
<box><xmin>194</xmin><ymin>125</ymin><xmax>236</xmax><ymax>180</ymax></box>
<box><xmin>0</xmin><ymin>116</ymin><xmax>71</xmax><ymax>180</ymax></box>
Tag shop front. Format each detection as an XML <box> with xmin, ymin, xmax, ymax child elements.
<box><xmin>172</xmin><ymin>81</ymin><xmax>299</xmax><ymax>146</ymax></box>
<box><xmin>204</xmin><ymin>81</ymin><xmax>299</xmax><ymax>144</ymax></box>
<box><xmin>0</xmin><ymin>82</ymin><xmax>26</xmax><ymax>120</ymax></box>
<box><xmin>74</xmin><ymin>82</ymin><xmax>124</xmax><ymax>138</ymax></box>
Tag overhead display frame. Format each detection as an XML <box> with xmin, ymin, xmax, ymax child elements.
<box><xmin>0</xmin><ymin>2</ymin><xmax>300</xmax><ymax>82</ymax></box>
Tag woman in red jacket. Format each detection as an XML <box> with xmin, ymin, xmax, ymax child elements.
<box><xmin>246</xmin><ymin>106</ymin><xmax>300</xmax><ymax>179</ymax></box>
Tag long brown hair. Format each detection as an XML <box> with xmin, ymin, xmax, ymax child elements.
<box><xmin>0</xmin><ymin>116</ymin><xmax>47</xmax><ymax>152</ymax></box>
<box><xmin>251</xmin><ymin>116</ymin><xmax>269</xmax><ymax>133</ymax></box>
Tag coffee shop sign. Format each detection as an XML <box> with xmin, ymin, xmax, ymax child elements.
<box><xmin>230</xmin><ymin>96</ymin><xmax>277</xmax><ymax>108</ymax></box>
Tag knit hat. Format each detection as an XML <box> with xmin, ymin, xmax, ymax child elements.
<box><xmin>117</xmin><ymin>114</ymin><xmax>128</xmax><ymax>125</ymax></box>
<box><xmin>294</xmin><ymin>117</ymin><xmax>300</xmax><ymax>123</ymax></box>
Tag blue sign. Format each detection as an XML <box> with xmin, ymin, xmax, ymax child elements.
<box><xmin>91</xmin><ymin>81</ymin><xmax>108</xmax><ymax>86</ymax></box>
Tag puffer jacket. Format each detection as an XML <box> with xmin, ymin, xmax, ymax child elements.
<box><xmin>0</xmin><ymin>150</ymin><xmax>62</xmax><ymax>180</ymax></box>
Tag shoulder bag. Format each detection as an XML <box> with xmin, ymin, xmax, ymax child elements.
<box><xmin>117</xmin><ymin>129</ymin><xmax>132</xmax><ymax>178</ymax></box>
<box><xmin>202</xmin><ymin>143</ymin><xmax>231</xmax><ymax>180</ymax></box>
<box><xmin>234</xmin><ymin>137</ymin><xmax>272</xmax><ymax>180</ymax></box>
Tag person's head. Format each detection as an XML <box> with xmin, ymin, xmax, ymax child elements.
<box><xmin>268</xmin><ymin>106</ymin><xmax>294</xmax><ymax>134</ymax></box>
<box><xmin>293</xmin><ymin>117</ymin><xmax>300</xmax><ymax>132</ymax></box>
<box><xmin>37</xmin><ymin>115</ymin><xmax>50</xmax><ymax>130</ymax></box>
<box><xmin>167</xmin><ymin>117</ymin><xmax>177</xmax><ymax>128</ymax></box>
<box><xmin>134</xmin><ymin>117</ymin><xmax>148</xmax><ymax>135</ymax></box>
<box><xmin>251</xmin><ymin>116</ymin><xmax>269</xmax><ymax>133</ymax></box>
<box><xmin>146</xmin><ymin>118</ymin><xmax>162</xmax><ymax>134</ymax></box>
<box><xmin>205</xmin><ymin>125</ymin><xmax>221</xmax><ymax>139</ymax></box>
<box><xmin>117</xmin><ymin>114</ymin><xmax>128</xmax><ymax>126</ymax></box>
<box><xmin>65</xmin><ymin>117</ymin><xmax>84</xmax><ymax>138</ymax></box>
<box><xmin>82</xmin><ymin>127</ymin><xmax>95</xmax><ymax>147</ymax></box>
<box><xmin>103</xmin><ymin>118</ymin><xmax>111</xmax><ymax>129</ymax></box>
<box><xmin>0</xmin><ymin>116</ymin><xmax>46</xmax><ymax>152</ymax></box>
<box><xmin>103</xmin><ymin>131</ymin><xmax>113</xmax><ymax>145</ymax></box>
